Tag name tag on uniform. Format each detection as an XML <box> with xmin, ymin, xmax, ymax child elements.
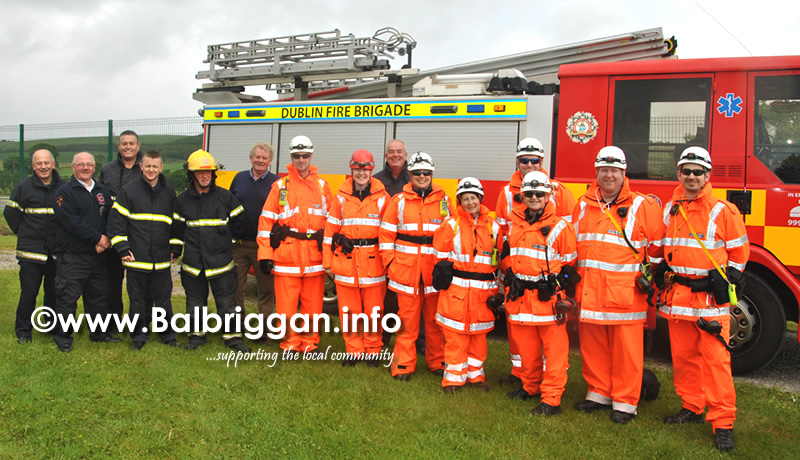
<box><xmin>482</xmin><ymin>251</ymin><xmax>492</xmax><ymax>256</ymax></box>
<box><xmin>312</xmin><ymin>204</ymin><xmax>321</xmax><ymax>208</ymax></box>
<box><xmin>368</xmin><ymin>214</ymin><xmax>379</xmax><ymax>218</ymax></box>
<box><xmin>431</xmin><ymin>219</ymin><xmax>442</xmax><ymax>224</ymax></box>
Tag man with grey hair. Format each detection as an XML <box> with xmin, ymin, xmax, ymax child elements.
<box><xmin>4</xmin><ymin>149</ymin><xmax>66</xmax><ymax>343</ymax></box>
<box><xmin>52</xmin><ymin>152</ymin><xmax>120</xmax><ymax>352</ymax></box>
<box><xmin>374</xmin><ymin>139</ymin><xmax>410</xmax><ymax>197</ymax></box>
<box><xmin>229</xmin><ymin>142</ymin><xmax>280</xmax><ymax>343</ymax></box>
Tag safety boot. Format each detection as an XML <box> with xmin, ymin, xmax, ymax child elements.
<box><xmin>532</xmin><ymin>403</ymin><xmax>561</xmax><ymax>416</ymax></box>
<box><xmin>714</xmin><ymin>428</ymin><xmax>735</xmax><ymax>451</ymax></box>
<box><xmin>468</xmin><ymin>381</ymin><xmax>490</xmax><ymax>392</ymax></box>
<box><xmin>574</xmin><ymin>399</ymin><xmax>612</xmax><ymax>413</ymax></box>
<box><xmin>342</xmin><ymin>358</ymin><xmax>358</xmax><ymax>367</ymax></box>
<box><xmin>611</xmin><ymin>410</ymin><xmax>635</xmax><ymax>424</ymax></box>
<box><xmin>499</xmin><ymin>374</ymin><xmax>522</xmax><ymax>385</ymax></box>
<box><xmin>431</xmin><ymin>369</ymin><xmax>445</xmax><ymax>377</ymax></box>
<box><xmin>393</xmin><ymin>374</ymin><xmax>411</xmax><ymax>382</ymax></box>
<box><xmin>442</xmin><ymin>385</ymin><xmax>462</xmax><ymax>394</ymax></box>
<box><xmin>507</xmin><ymin>388</ymin><xmax>538</xmax><ymax>400</ymax></box>
<box><xmin>230</xmin><ymin>343</ymin><xmax>252</xmax><ymax>353</ymax></box>
<box><xmin>663</xmin><ymin>408</ymin><xmax>704</xmax><ymax>424</ymax></box>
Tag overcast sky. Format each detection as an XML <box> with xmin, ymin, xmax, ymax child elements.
<box><xmin>2</xmin><ymin>0</ymin><xmax>798</xmax><ymax>126</ymax></box>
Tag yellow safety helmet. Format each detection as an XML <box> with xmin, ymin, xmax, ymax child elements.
<box><xmin>186</xmin><ymin>149</ymin><xmax>218</xmax><ymax>171</ymax></box>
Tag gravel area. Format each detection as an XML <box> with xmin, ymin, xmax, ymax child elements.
<box><xmin>3</xmin><ymin>248</ymin><xmax>798</xmax><ymax>393</ymax></box>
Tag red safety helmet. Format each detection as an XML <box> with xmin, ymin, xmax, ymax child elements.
<box><xmin>349</xmin><ymin>149</ymin><xmax>375</xmax><ymax>170</ymax></box>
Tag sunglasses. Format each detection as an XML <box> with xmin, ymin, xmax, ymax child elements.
<box><xmin>680</xmin><ymin>168</ymin><xmax>706</xmax><ymax>177</ymax></box>
<box><xmin>411</xmin><ymin>170</ymin><xmax>432</xmax><ymax>177</ymax></box>
<box><xmin>518</xmin><ymin>157</ymin><xmax>541</xmax><ymax>165</ymax></box>
<box><xmin>597</xmin><ymin>156</ymin><xmax>625</xmax><ymax>164</ymax></box>
<box><xmin>291</xmin><ymin>153</ymin><xmax>312</xmax><ymax>160</ymax></box>
<box><xmin>523</xmin><ymin>191</ymin><xmax>546</xmax><ymax>199</ymax></box>
<box><xmin>349</xmin><ymin>161</ymin><xmax>374</xmax><ymax>169</ymax></box>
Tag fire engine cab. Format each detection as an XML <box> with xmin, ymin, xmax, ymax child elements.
<box><xmin>195</xmin><ymin>28</ymin><xmax>800</xmax><ymax>374</ymax></box>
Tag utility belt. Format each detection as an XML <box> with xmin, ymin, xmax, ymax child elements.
<box><xmin>453</xmin><ymin>269</ymin><xmax>495</xmax><ymax>282</ymax></box>
<box><xmin>270</xmin><ymin>224</ymin><xmax>323</xmax><ymax>250</ymax></box>
<box><xmin>669</xmin><ymin>273</ymin><xmax>710</xmax><ymax>291</ymax></box>
<box><xmin>349</xmin><ymin>237</ymin><xmax>379</xmax><ymax>247</ymax></box>
<box><xmin>396</xmin><ymin>233</ymin><xmax>433</xmax><ymax>245</ymax></box>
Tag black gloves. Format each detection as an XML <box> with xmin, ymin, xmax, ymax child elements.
<box><xmin>333</xmin><ymin>233</ymin><xmax>355</xmax><ymax>255</ymax></box>
<box><xmin>652</xmin><ymin>262</ymin><xmax>670</xmax><ymax>289</ymax></box>
<box><xmin>432</xmin><ymin>260</ymin><xmax>455</xmax><ymax>291</ymax></box>
<box><xmin>505</xmin><ymin>268</ymin><xmax>526</xmax><ymax>303</ymax></box>
<box><xmin>556</xmin><ymin>265</ymin><xmax>581</xmax><ymax>298</ymax></box>
<box><xmin>486</xmin><ymin>294</ymin><xmax>504</xmax><ymax>313</ymax></box>
<box><xmin>259</xmin><ymin>260</ymin><xmax>274</xmax><ymax>275</ymax></box>
<box><xmin>270</xmin><ymin>224</ymin><xmax>287</xmax><ymax>249</ymax></box>
<box><xmin>727</xmin><ymin>266</ymin><xmax>746</xmax><ymax>291</ymax></box>
<box><xmin>708</xmin><ymin>269</ymin><xmax>730</xmax><ymax>304</ymax></box>
<box><xmin>536</xmin><ymin>275</ymin><xmax>556</xmax><ymax>301</ymax></box>
<box><xmin>500</xmin><ymin>241</ymin><xmax>510</xmax><ymax>261</ymax></box>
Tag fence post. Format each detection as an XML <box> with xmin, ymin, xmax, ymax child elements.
<box><xmin>108</xmin><ymin>119</ymin><xmax>113</xmax><ymax>162</ymax></box>
<box><xmin>19</xmin><ymin>124</ymin><xmax>24</xmax><ymax>184</ymax></box>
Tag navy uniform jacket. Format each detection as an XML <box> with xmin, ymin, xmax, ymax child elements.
<box><xmin>4</xmin><ymin>170</ymin><xmax>66</xmax><ymax>263</ymax></box>
<box><xmin>54</xmin><ymin>177</ymin><xmax>113</xmax><ymax>254</ymax></box>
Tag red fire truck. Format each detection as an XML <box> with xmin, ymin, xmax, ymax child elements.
<box><xmin>197</xmin><ymin>33</ymin><xmax>799</xmax><ymax>374</ymax></box>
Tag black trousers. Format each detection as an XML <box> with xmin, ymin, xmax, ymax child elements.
<box><xmin>53</xmin><ymin>252</ymin><xmax>110</xmax><ymax>346</ymax></box>
<box><xmin>16</xmin><ymin>258</ymin><xmax>56</xmax><ymax>339</ymax></box>
<box><xmin>181</xmin><ymin>269</ymin><xmax>243</xmax><ymax>347</ymax></box>
<box><xmin>106</xmin><ymin>252</ymin><xmax>125</xmax><ymax>322</ymax></box>
<box><xmin>127</xmin><ymin>269</ymin><xmax>177</xmax><ymax>344</ymax></box>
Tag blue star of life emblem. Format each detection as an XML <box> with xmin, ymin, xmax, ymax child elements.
<box><xmin>717</xmin><ymin>93</ymin><xmax>743</xmax><ymax>118</ymax></box>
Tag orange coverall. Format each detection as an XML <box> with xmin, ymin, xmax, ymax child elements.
<box><xmin>504</xmin><ymin>202</ymin><xmax>576</xmax><ymax>406</ymax></box>
<box><xmin>432</xmin><ymin>204</ymin><xmax>501</xmax><ymax>388</ymax></box>
<box><xmin>379</xmin><ymin>183</ymin><xmax>454</xmax><ymax>376</ymax></box>
<box><xmin>660</xmin><ymin>182</ymin><xmax>749</xmax><ymax>431</ymax></box>
<box><xmin>257</xmin><ymin>164</ymin><xmax>333</xmax><ymax>353</ymax></box>
<box><xmin>323</xmin><ymin>177</ymin><xmax>390</xmax><ymax>357</ymax></box>
<box><xmin>495</xmin><ymin>169</ymin><xmax>576</xmax><ymax>378</ymax></box>
<box><xmin>572</xmin><ymin>179</ymin><xmax>664</xmax><ymax>414</ymax></box>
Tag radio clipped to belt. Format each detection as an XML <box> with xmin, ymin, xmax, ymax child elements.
<box><xmin>602</xmin><ymin>206</ymin><xmax>655</xmax><ymax>306</ymax></box>
<box><xmin>439</xmin><ymin>198</ymin><xmax>449</xmax><ymax>217</ymax></box>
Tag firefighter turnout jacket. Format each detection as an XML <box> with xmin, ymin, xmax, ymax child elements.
<box><xmin>4</xmin><ymin>171</ymin><xmax>66</xmax><ymax>263</ymax></box>
<box><xmin>432</xmin><ymin>204</ymin><xmax>500</xmax><ymax>334</ymax></box>
<box><xmin>379</xmin><ymin>182</ymin><xmax>455</xmax><ymax>296</ymax></box>
<box><xmin>257</xmin><ymin>164</ymin><xmax>333</xmax><ymax>276</ymax></box>
<box><xmin>660</xmin><ymin>182</ymin><xmax>749</xmax><ymax>321</ymax></box>
<box><xmin>323</xmin><ymin>177</ymin><xmax>389</xmax><ymax>286</ymax></box>
<box><xmin>504</xmin><ymin>202</ymin><xmax>577</xmax><ymax>324</ymax></box>
<box><xmin>99</xmin><ymin>151</ymin><xmax>143</xmax><ymax>199</ymax></box>
<box><xmin>107</xmin><ymin>173</ymin><xmax>177</xmax><ymax>272</ymax></box>
<box><xmin>495</xmin><ymin>169</ymin><xmax>576</xmax><ymax>233</ymax></box>
<box><xmin>573</xmin><ymin>179</ymin><xmax>664</xmax><ymax>324</ymax></box>
<box><xmin>172</xmin><ymin>183</ymin><xmax>245</xmax><ymax>279</ymax></box>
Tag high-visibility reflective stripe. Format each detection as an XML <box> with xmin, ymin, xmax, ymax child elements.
<box><xmin>669</xmin><ymin>265</ymin><xmax>716</xmax><ymax>276</ymax></box>
<box><xmin>663</xmin><ymin>237</ymin><xmax>725</xmax><ymax>250</ymax></box>
<box><xmin>206</xmin><ymin>261</ymin><xmax>235</xmax><ymax>277</ymax></box>
<box><xmin>377</xmin><ymin>196</ymin><xmax>386</xmax><ymax>212</ymax></box>
<box><xmin>438</xmin><ymin>251</ymin><xmax>452</xmax><ymax>259</ymax></box>
<box><xmin>318</xmin><ymin>178</ymin><xmax>328</xmax><ymax>212</ymax></box>
<box><xmin>6</xmin><ymin>200</ymin><xmax>21</xmax><ymax>210</ymax></box>
<box><xmin>24</xmin><ymin>207</ymin><xmax>54</xmax><ymax>214</ymax></box>
<box><xmin>563</xmin><ymin>251</ymin><xmax>577</xmax><ymax>263</ymax></box>
<box><xmin>473</xmin><ymin>255</ymin><xmax>493</xmax><ymax>266</ymax></box>
<box><xmin>273</xmin><ymin>265</ymin><xmax>301</xmax><ymax>274</ymax></box>
<box><xmin>342</xmin><ymin>218</ymin><xmax>380</xmax><ymax>227</ymax></box>
<box><xmin>122</xmin><ymin>260</ymin><xmax>172</xmax><ymax>271</ymax></box>
<box><xmin>261</xmin><ymin>210</ymin><xmax>279</xmax><ymax>220</ymax></box>
<box><xmin>448</xmin><ymin>253</ymin><xmax>469</xmax><ymax>263</ymax></box>
<box><xmin>327</xmin><ymin>216</ymin><xmax>342</xmax><ymax>226</ymax></box>
<box><xmin>508</xmin><ymin>312</ymin><xmax>558</xmax><ymax>323</ymax></box>
<box><xmin>230</xmin><ymin>205</ymin><xmax>244</xmax><ymax>218</ymax></box>
<box><xmin>380</xmin><ymin>222</ymin><xmax>397</xmax><ymax>232</ymax></box>
<box><xmin>170</xmin><ymin>239</ymin><xmax>184</xmax><ymax>246</ymax></box>
<box><xmin>650</xmin><ymin>256</ymin><xmax>664</xmax><ymax>264</ymax></box>
<box><xmin>577</xmin><ymin>259</ymin><xmax>640</xmax><ymax>272</ymax></box>
<box><xmin>451</xmin><ymin>277</ymin><xmax>497</xmax><ymax>290</ymax></box>
<box><xmin>437</xmin><ymin>313</ymin><xmax>465</xmax><ymax>330</ymax></box>
<box><xmin>496</xmin><ymin>217</ymin><xmax>507</xmax><ymax>226</ymax></box>
<box><xmin>359</xmin><ymin>276</ymin><xmax>386</xmax><ymax>285</ymax></box>
<box><xmin>397</xmin><ymin>196</ymin><xmax>406</xmax><ymax>227</ymax></box>
<box><xmin>182</xmin><ymin>263</ymin><xmax>201</xmax><ymax>276</ymax></box>
<box><xmin>580</xmin><ymin>310</ymin><xmax>647</xmax><ymax>321</ymax></box>
<box><xmin>659</xmin><ymin>305</ymin><xmax>728</xmax><ymax>318</ymax></box>
<box><xmin>257</xmin><ymin>231</ymin><xmax>270</xmax><ymax>238</ymax></box>
<box><xmin>388</xmin><ymin>279</ymin><xmax>415</xmax><ymax>294</ymax></box>
<box><xmin>729</xmin><ymin>261</ymin><xmax>746</xmax><ymax>271</ymax></box>
<box><xmin>187</xmin><ymin>219</ymin><xmax>228</xmax><ymax>227</ymax></box>
<box><xmin>510</xmin><ymin>353</ymin><xmax>522</xmax><ymax>368</ymax></box>
<box><xmin>468</xmin><ymin>357</ymin><xmax>484</xmax><ymax>368</ymax></box>
<box><xmin>469</xmin><ymin>321</ymin><xmax>494</xmax><ymax>332</ymax></box>
<box><xmin>587</xmin><ymin>392</ymin><xmax>613</xmax><ymax>405</ymax></box>
<box><xmin>113</xmin><ymin>203</ymin><xmax>172</xmax><ymax>224</ymax></box>
<box><xmin>561</xmin><ymin>215</ymin><xmax>573</xmax><ymax>223</ymax></box>
<box><xmin>420</xmin><ymin>246</ymin><xmax>436</xmax><ymax>255</ymax></box>
<box><xmin>304</xmin><ymin>265</ymin><xmax>325</xmax><ymax>274</ymax></box>
<box><xmin>511</xmin><ymin>246</ymin><xmax>547</xmax><ymax>260</ymax></box>
<box><xmin>395</xmin><ymin>245</ymin><xmax>419</xmax><ymax>255</ymax></box>
<box><xmin>173</xmin><ymin>213</ymin><xmax>185</xmax><ymax>222</ymax></box>
<box><xmin>222</xmin><ymin>333</ymin><xmax>243</xmax><ymax>340</ymax></box>
<box><xmin>503</xmin><ymin>185</ymin><xmax>513</xmax><ymax>216</ymax></box>
<box><xmin>424</xmin><ymin>285</ymin><xmax>438</xmax><ymax>295</ymax></box>
<box><xmin>379</xmin><ymin>243</ymin><xmax>395</xmax><ymax>251</ymax></box>
<box><xmin>111</xmin><ymin>235</ymin><xmax>128</xmax><ymax>245</ymax></box>
<box><xmin>334</xmin><ymin>274</ymin><xmax>355</xmax><ymax>284</ymax></box>
<box><xmin>444</xmin><ymin>372</ymin><xmax>467</xmax><ymax>383</ymax></box>
<box><xmin>467</xmin><ymin>369</ymin><xmax>485</xmax><ymax>379</ymax></box>
<box><xmin>398</xmin><ymin>223</ymin><xmax>419</xmax><ymax>231</ymax></box>
<box><xmin>515</xmin><ymin>272</ymin><xmax>546</xmax><ymax>282</ymax></box>
<box><xmin>16</xmin><ymin>250</ymin><xmax>47</xmax><ymax>262</ymax></box>
<box><xmin>308</xmin><ymin>208</ymin><xmax>326</xmax><ymax>217</ymax></box>
<box><xmin>613</xmin><ymin>402</ymin><xmax>638</xmax><ymax>414</ymax></box>
<box><xmin>323</xmin><ymin>236</ymin><xmax>333</xmax><ymax>245</ymax></box>
<box><xmin>726</xmin><ymin>234</ymin><xmax>748</xmax><ymax>248</ymax></box>
<box><xmin>446</xmin><ymin>361</ymin><xmax>468</xmax><ymax>371</ymax></box>
<box><xmin>422</xmin><ymin>223</ymin><xmax>440</xmax><ymax>232</ymax></box>
<box><xmin>577</xmin><ymin>232</ymin><xmax>647</xmax><ymax>250</ymax></box>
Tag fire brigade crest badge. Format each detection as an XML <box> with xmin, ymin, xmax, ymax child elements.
<box><xmin>566</xmin><ymin>111</ymin><xmax>599</xmax><ymax>144</ymax></box>
<box><xmin>96</xmin><ymin>193</ymin><xmax>105</xmax><ymax>205</ymax></box>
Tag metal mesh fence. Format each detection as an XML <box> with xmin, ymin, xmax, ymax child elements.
<box><xmin>0</xmin><ymin>116</ymin><xmax>202</xmax><ymax>194</ymax></box>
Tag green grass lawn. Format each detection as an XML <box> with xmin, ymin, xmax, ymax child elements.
<box><xmin>1</xmin><ymin>269</ymin><xmax>799</xmax><ymax>458</ymax></box>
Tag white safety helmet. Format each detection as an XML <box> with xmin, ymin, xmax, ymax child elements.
<box><xmin>289</xmin><ymin>135</ymin><xmax>314</xmax><ymax>154</ymax></box>
<box><xmin>677</xmin><ymin>146</ymin><xmax>712</xmax><ymax>170</ymax></box>
<box><xmin>594</xmin><ymin>146</ymin><xmax>627</xmax><ymax>169</ymax></box>
<box><xmin>456</xmin><ymin>177</ymin><xmax>484</xmax><ymax>201</ymax></box>
<box><xmin>407</xmin><ymin>151</ymin><xmax>435</xmax><ymax>172</ymax></box>
<box><xmin>520</xmin><ymin>171</ymin><xmax>552</xmax><ymax>194</ymax></box>
<box><xmin>516</xmin><ymin>137</ymin><xmax>545</xmax><ymax>158</ymax></box>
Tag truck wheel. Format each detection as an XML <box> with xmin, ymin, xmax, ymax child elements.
<box><xmin>729</xmin><ymin>272</ymin><xmax>786</xmax><ymax>375</ymax></box>
<box><xmin>323</xmin><ymin>276</ymin><xmax>337</xmax><ymax>305</ymax></box>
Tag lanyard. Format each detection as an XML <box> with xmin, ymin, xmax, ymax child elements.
<box><xmin>676</xmin><ymin>203</ymin><xmax>728</xmax><ymax>281</ymax></box>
